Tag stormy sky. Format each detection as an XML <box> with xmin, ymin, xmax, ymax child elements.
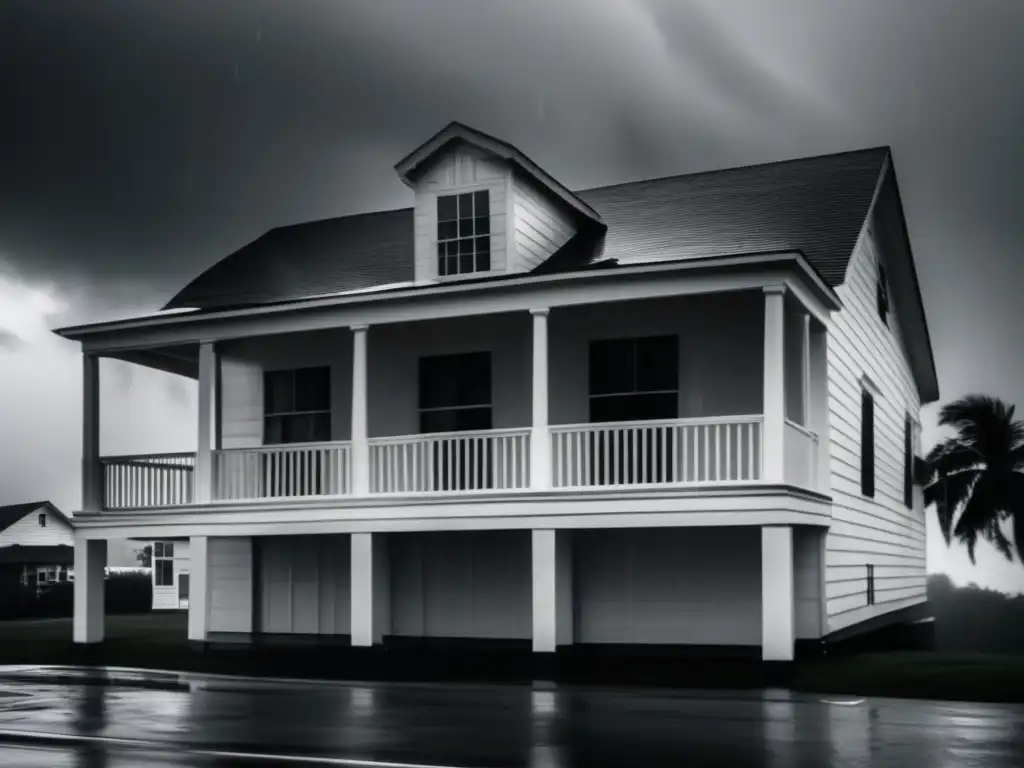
<box><xmin>1</xmin><ymin>0</ymin><xmax>1022</xmax><ymax>589</ymax></box>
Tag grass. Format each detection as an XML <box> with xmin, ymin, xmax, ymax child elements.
<box><xmin>2</xmin><ymin>613</ymin><xmax>1023</xmax><ymax>703</ymax></box>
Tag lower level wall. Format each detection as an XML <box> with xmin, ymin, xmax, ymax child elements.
<box><xmin>208</xmin><ymin>537</ymin><xmax>252</xmax><ymax>633</ymax></box>
<box><xmin>257</xmin><ymin>534</ymin><xmax>350</xmax><ymax>635</ymax></box>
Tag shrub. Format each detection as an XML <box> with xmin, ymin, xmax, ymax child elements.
<box><xmin>0</xmin><ymin>572</ymin><xmax>153</xmax><ymax>620</ymax></box>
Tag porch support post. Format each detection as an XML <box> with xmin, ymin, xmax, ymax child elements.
<box><xmin>73</xmin><ymin>537</ymin><xmax>106</xmax><ymax>643</ymax></box>
<box><xmin>761</xmin><ymin>525</ymin><xmax>795</xmax><ymax>662</ymax></box>
<box><xmin>351</xmin><ymin>532</ymin><xmax>389</xmax><ymax>646</ymax></box>
<box><xmin>187</xmin><ymin>536</ymin><xmax>209</xmax><ymax>642</ymax></box>
<box><xmin>194</xmin><ymin>342</ymin><xmax>218</xmax><ymax>504</ymax></box>
<box><xmin>531</xmin><ymin>529</ymin><xmax>573</xmax><ymax>653</ymax></box>
<box><xmin>530</xmin><ymin>308</ymin><xmax>551</xmax><ymax>490</ymax></box>
<box><xmin>82</xmin><ymin>353</ymin><xmax>102</xmax><ymax>513</ymax></box>
<box><xmin>808</xmin><ymin>322</ymin><xmax>831</xmax><ymax>494</ymax></box>
<box><xmin>801</xmin><ymin>313</ymin><xmax>811</xmax><ymax>427</ymax></box>
<box><xmin>351</xmin><ymin>325</ymin><xmax>370</xmax><ymax>497</ymax></box>
<box><xmin>762</xmin><ymin>286</ymin><xmax>787</xmax><ymax>483</ymax></box>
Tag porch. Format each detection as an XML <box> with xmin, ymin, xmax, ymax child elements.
<box><xmin>83</xmin><ymin>286</ymin><xmax>830</xmax><ymax>512</ymax></box>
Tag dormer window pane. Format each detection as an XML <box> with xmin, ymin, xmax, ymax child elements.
<box><xmin>436</xmin><ymin>190</ymin><xmax>492</xmax><ymax>277</ymax></box>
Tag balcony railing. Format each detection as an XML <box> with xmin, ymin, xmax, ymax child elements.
<box><xmin>101</xmin><ymin>453</ymin><xmax>195</xmax><ymax>509</ymax></box>
<box><xmin>369</xmin><ymin>428</ymin><xmax>530</xmax><ymax>494</ymax></box>
<box><xmin>551</xmin><ymin>416</ymin><xmax>762</xmax><ymax>488</ymax></box>
<box><xmin>96</xmin><ymin>414</ymin><xmax>821</xmax><ymax>510</ymax></box>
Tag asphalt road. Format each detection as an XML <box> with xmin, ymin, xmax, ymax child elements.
<box><xmin>0</xmin><ymin>666</ymin><xmax>1021</xmax><ymax>767</ymax></box>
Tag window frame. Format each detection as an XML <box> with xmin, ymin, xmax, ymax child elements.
<box><xmin>417</xmin><ymin>351</ymin><xmax>493</xmax><ymax>434</ymax></box>
<box><xmin>263</xmin><ymin>366</ymin><xmax>332</xmax><ymax>446</ymax></box>
<box><xmin>38</xmin><ymin>513</ymin><xmax>46</xmax><ymax>527</ymax></box>
<box><xmin>587</xmin><ymin>335</ymin><xmax>680</xmax><ymax>424</ymax></box>
<box><xmin>154</xmin><ymin>542</ymin><xmax>175</xmax><ymax>588</ymax></box>
<box><xmin>436</xmin><ymin>190</ymin><xmax>492</xmax><ymax>278</ymax></box>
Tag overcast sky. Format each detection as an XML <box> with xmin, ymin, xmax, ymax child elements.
<box><xmin>1</xmin><ymin>0</ymin><xmax>1022</xmax><ymax>591</ymax></box>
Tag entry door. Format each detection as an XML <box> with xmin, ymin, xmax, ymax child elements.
<box><xmin>178</xmin><ymin>571</ymin><xmax>190</xmax><ymax>609</ymax></box>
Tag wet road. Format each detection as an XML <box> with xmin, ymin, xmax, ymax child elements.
<box><xmin>0</xmin><ymin>666</ymin><xmax>1021</xmax><ymax>767</ymax></box>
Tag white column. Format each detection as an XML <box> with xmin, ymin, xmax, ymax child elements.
<box><xmin>762</xmin><ymin>287</ymin><xmax>787</xmax><ymax>483</ymax></box>
<box><xmin>801</xmin><ymin>313</ymin><xmax>811</xmax><ymax>427</ymax></box>
<box><xmin>351</xmin><ymin>325</ymin><xmax>370</xmax><ymax>497</ymax></box>
<box><xmin>82</xmin><ymin>354</ymin><xmax>102</xmax><ymax>513</ymax></box>
<box><xmin>73</xmin><ymin>537</ymin><xmax>106</xmax><ymax>643</ymax></box>
<box><xmin>530</xmin><ymin>309</ymin><xmax>551</xmax><ymax>490</ymax></box>
<box><xmin>809</xmin><ymin>324</ymin><xmax>831</xmax><ymax>495</ymax></box>
<box><xmin>761</xmin><ymin>525</ymin><xmax>795</xmax><ymax>662</ymax></box>
<box><xmin>351</xmin><ymin>532</ymin><xmax>389</xmax><ymax>646</ymax></box>
<box><xmin>194</xmin><ymin>342</ymin><xmax>218</xmax><ymax>504</ymax></box>
<box><xmin>187</xmin><ymin>536</ymin><xmax>209</xmax><ymax>642</ymax></box>
<box><xmin>532</xmin><ymin>529</ymin><xmax>573</xmax><ymax>652</ymax></box>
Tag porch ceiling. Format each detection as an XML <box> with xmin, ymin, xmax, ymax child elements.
<box><xmin>107</xmin><ymin>343</ymin><xmax>199</xmax><ymax>379</ymax></box>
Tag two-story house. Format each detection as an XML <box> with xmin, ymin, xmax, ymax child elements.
<box><xmin>55</xmin><ymin>123</ymin><xmax>937</xmax><ymax>663</ymax></box>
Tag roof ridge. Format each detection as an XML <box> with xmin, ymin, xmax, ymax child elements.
<box><xmin>574</xmin><ymin>145</ymin><xmax>891</xmax><ymax>195</ymax></box>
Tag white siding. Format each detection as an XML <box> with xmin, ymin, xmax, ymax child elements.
<box><xmin>413</xmin><ymin>146</ymin><xmax>510</xmax><ymax>284</ymax></box>
<box><xmin>258</xmin><ymin>534</ymin><xmax>350</xmax><ymax>635</ymax></box>
<box><xmin>511</xmin><ymin>173</ymin><xmax>575</xmax><ymax>272</ymax></box>
<box><xmin>574</xmin><ymin>528</ymin><xmax>761</xmax><ymax>645</ymax></box>
<box><xmin>0</xmin><ymin>507</ymin><xmax>73</xmax><ymax>548</ymax></box>
<box><xmin>207</xmin><ymin>536</ymin><xmax>252</xmax><ymax>633</ymax></box>
<box><xmin>825</xmin><ymin>219</ymin><xmax>927</xmax><ymax>633</ymax></box>
<box><xmin>389</xmin><ymin>531</ymin><xmax>531</xmax><ymax>640</ymax></box>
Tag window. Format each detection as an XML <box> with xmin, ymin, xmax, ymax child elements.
<box><xmin>437</xmin><ymin>191</ymin><xmax>491</xmax><ymax>277</ymax></box>
<box><xmin>38</xmin><ymin>513</ymin><xmax>46</xmax><ymax>527</ymax></box>
<box><xmin>178</xmin><ymin>572</ymin><xmax>190</xmax><ymax>601</ymax></box>
<box><xmin>588</xmin><ymin>336</ymin><xmax>679</xmax><ymax>485</ymax></box>
<box><xmin>418</xmin><ymin>352</ymin><xmax>493</xmax><ymax>490</ymax></box>
<box><xmin>154</xmin><ymin>541</ymin><xmax>174</xmax><ymax>587</ymax></box>
<box><xmin>264</xmin><ymin>367</ymin><xmax>331</xmax><ymax>445</ymax></box>
<box><xmin>903</xmin><ymin>413</ymin><xmax>914</xmax><ymax>509</ymax></box>
<box><xmin>36</xmin><ymin>566</ymin><xmax>59</xmax><ymax>585</ymax></box>
<box><xmin>877</xmin><ymin>262</ymin><xmax>890</xmax><ymax>326</ymax></box>
<box><xmin>866</xmin><ymin>564</ymin><xmax>876</xmax><ymax>605</ymax></box>
<box><xmin>861</xmin><ymin>389</ymin><xmax>876</xmax><ymax>497</ymax></box>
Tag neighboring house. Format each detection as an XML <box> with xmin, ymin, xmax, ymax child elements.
<box><xmin>147</xmin><ymin>539</ymin><xmax>191</xmax><ymax>610</ymax></box>
<box><xmin>55</xmin><ymin>122</ymin><xmax>938</xmax><ymax>662</ymax></box>
<box><xmin>0</xmin><ymin>501</ymin><xmax>75</xmax><ymax>593</ymax></box>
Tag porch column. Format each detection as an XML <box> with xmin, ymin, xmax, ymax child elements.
<box><xmin>761</xmin><ymin>525</ymin><xmax>795</xmax><ymax>661</ymax></box>
<box><xmin>351</xmin><ymin>325</ymin><xmax>370</xmax><ymax>497</ymax></box>
<box><xmin>194</xmin><ymin>342</ymin><xmax>218</xmax><ymax>504</ymax></box>
<box><xmin>801</xmin><ymin>314</ymin><xmax>811</xmax><ymax>426</ymax></box>
<box><xmin>351</xmin><ymin>532</ymin><xmax>389</xmax><ymax>646</ymax></box>
<box><xmin>82</xmin><ymin>354</ymin><xmax>102</xmax><ymax>513</ymax></box>
<box><xmin>808</xmin><ymin>323</ymin><xmax>831</xmax><ymax>494</ymax></box>
<box><xmin>187</xmin><ymin>536</ymin><xmax>209</xmax><ymax>642</ymax></box>
<box><xmin>762</xmin><ymin>286</ymin><xmax>787</xmax><ymax>483</ymax></box>
<box><xmin>531</xmin><ymin>529</ymin><xmax>573</xmax><ymax>652</ymax></box>
<box><xmin>530</xmin><ymin>308</ymin><xmax>551</xmax><ymax>490</ymax></box>
<box><xmin>73</xmin><ymin>537</ymin><xmax>106</xmax><ymax>643</ymax></box>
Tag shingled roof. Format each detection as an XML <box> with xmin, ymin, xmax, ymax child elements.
<box><xmin>0</xmin><ymin>501</ymin><xmax>72</xmax><ymax>535</ymax></box>
<box><xmin>163</xmin><ymin>146</ymin><xmax>889</xmax><ymax>311</ymax></box>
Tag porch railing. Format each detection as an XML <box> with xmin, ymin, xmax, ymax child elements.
<box><xmin>212</xmin><ymin>441</ymin><xmax>351</xmax><ymax>501</ymax></box>
<box><xmin>101</xmin><ymin>453</ymin><xmax>195</xmax><ymax>509</ymax></box>
<box><xmin>550</xmin><ymin>416</ymin><xmax>763</xmax><ymax>489</ymax></box>
<box><xmin>368</xmin><ymin>428</ymin><xmax>531</xmax><ymax>494</ymax></box>
<box><xmin>784</xmin><ymin>419</ymin><xmax>819</xmax><ymax>490</ymax></box>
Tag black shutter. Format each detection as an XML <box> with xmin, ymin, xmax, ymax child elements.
<box><xmin>861</xmin><ymin>390</ymin><xmax>875</xmax><ymax>497</ymax></box>
<box><xmin>903</xmin><ymin>414</ymin><xmax>913</xmax><ymax>508</ymax></box>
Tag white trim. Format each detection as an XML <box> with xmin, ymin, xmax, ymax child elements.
<box><xmin>60</xmin><ymin>253</ymin><xmax>840</xmax><ymax>352</ymax></box>
<box><xmin>859</xmin><ymin>373</ymin><xmax>881</xmax><ymax>397</ymax></box>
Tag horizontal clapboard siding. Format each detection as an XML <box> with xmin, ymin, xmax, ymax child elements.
<box><xmin>0</xmin><ymin>508</ymin><xmax>73</xmax><ymax>547</ymax></box>
<box><xmin>825</xmin><ymin>214</ymin><xmax>926</xmax><ymax>634</ymax></box>
<box><xmin>512</xmin><ymin>174</ymin><xmax>575</xmax><ymax>272</ymax></box>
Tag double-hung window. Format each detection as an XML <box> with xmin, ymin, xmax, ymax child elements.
<box><xmin>437</xmin><ymin>191</ymin><xmax>491</xmax><ymax>277</ymax></box>
<box><xmin>154</xmin><ymin>541</ymin><xmax>174</xmax><ymax>587</ymax></box>
<box><xmin>263</xmin><ymin>367</ymin><xmax>331</xmax><ymax>496</ymax></box>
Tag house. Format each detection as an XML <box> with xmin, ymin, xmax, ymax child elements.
<box><xmin>54</xmin><ymin>122</ymin><xmax>937</xmax><ymax>663</ymax></box>
<box><xmin>0</xmin><ymin>501</ymin><xmax>75</xmax><ymax>593</ymax></box>
<box><xmin>147</xmin><ymin>539</ymin><xmax>191</xmax><ymax>610</ymax></box>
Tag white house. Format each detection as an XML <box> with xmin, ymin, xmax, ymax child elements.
<box><xmin>148</xmin><ymin>539</ymin><xmax>191</xmax><ymax>610</ymax></box>
<box><xmin>55</xmin><ymin>122</ymin><xmax>937</xmax><ymax>663</ymax></box>
<box><xmin>0</xmin><ymin>501</ymin><xmax>75</xmax><ymax>592</ymax></box>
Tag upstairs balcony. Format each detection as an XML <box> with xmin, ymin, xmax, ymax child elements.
<box><xmin>82</xmin><ymin>284</ymin><xmax>831</xmax><ymax>513</ymax></box>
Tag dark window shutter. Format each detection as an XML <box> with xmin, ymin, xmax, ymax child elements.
<box><xmin>903</xmin><ymin>414</ymin><xmax>913</xmax><ymax>508</ymax></box>
<box><xmin>861</xmin><ymin>390</ymin><xmax>875</xmax><ymax>497</ymax></box>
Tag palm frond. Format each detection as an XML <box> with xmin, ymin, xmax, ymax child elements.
<box><xmin>926</xmin><ymin>468</ymin><xmax>980</xmax><ymax>544</ymax></box>
<box><xmin>1007</xmin><ymin>472</ymin><xmax>1024</xmax><ymax>564</ymax></box>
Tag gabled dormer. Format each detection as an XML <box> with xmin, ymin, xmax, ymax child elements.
<box><xmin>395</xmin><ymin>122</ymin><xmax>604</xmax><ymax>285</ymax></box>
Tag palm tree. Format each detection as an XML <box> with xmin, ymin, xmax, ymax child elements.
<box><xmin>921</xmin><ymin>395</ymin><xmax>1024</xmax><ymax>566</ymax></box>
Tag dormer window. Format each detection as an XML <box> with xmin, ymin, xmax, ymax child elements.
<box><xmin>437</xmin><ymin>191</ymin><xmax>490</xmax><ymax>277</ymax></box>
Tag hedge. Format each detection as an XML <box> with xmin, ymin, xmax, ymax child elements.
<box><xmin>0</xmin><ymin>572</ymin><xmax>152</xmax><ymax>620</ymax></box>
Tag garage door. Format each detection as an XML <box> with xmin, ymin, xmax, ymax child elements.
<box><xmin>574</xmin><ymin>527</ymin><xmax>761</xmax><ymax>646</ymax></box>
